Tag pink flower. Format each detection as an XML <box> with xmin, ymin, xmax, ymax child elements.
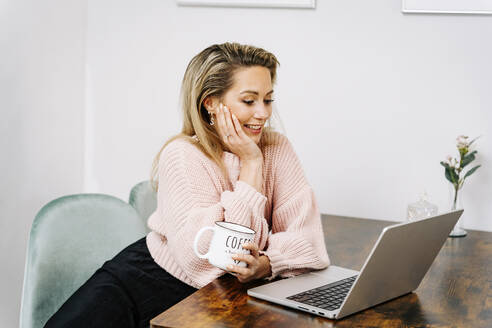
<box><xmin>446</xmin><ymin>156</ymin><xmax>460</xmax><ymax>169</ymax></box>
<box><xmin>456</xmin><ymin>135</ymin><xmax>469</xmax><ymax>150</ymax></box>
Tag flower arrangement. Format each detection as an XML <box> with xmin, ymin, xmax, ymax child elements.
<box><xmin>440</xmin><ymin>135</ymin><xmax>481</xmax><ymax>210</ymax></box>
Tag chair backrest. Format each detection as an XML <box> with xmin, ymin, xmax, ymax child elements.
<box><xmin>20</xmin><ymin>194</ymin><xmax>147</xmax><ymax>328</ymax></box>
<box><xmin>129</xmin><ymin>181</ymin><xmax>157</xmax><ymax>230</ymax></box>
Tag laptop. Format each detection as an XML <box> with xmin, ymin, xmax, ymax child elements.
<box><xmin>248</xmin><ymin>210</ymin><xmax>463</xmax><ymax>319</ymax></box>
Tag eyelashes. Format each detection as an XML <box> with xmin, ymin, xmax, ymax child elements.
<box><xmin>243</xmin><ymin>99</ymin><xmax>274</xmax><ymax>106</ymax></box>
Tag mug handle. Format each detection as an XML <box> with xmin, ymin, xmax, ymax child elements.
<box><xmin>193</xmin><ymin>226</ymin><xmax>215</xmax><ymax>259</ymax></box>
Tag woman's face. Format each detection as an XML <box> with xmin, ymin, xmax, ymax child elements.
<box><xmin>212</xmin><ymin>66</ymin><xmax>274</xmax><ymax>144</ymax></box>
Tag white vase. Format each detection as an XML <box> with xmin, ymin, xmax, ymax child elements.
<box><xmin>448</xmin><ymin>184</ymin><xmax>467</xmax><ymax>237</ymax></box>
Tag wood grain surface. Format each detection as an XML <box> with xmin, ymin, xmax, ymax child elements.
<box><xmin>151</xmin><ymin>214</ymin><xmax>492</xmax><ymax>327</ymax></box>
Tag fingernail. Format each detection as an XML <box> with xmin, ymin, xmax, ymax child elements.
<box><xmin>224</xmin><ymin>106</ymin><xmax>229</xmax><ymax>112</ymax></box>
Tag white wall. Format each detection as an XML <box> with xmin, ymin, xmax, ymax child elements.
<box><xmin>2</xmin><ymin>0</ymin><xmax>491</xmax><ymax>326</ymax></box>
<box><xmin>87</xmin><ymin>0</ymin><xmax>491</xmax><ymax>229</ymax></box>
<box><xmin>0</xmin><ymin>0</ymin><xmax>86</xmax><ymax>326</ymax></box>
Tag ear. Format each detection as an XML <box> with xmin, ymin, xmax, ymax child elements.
<box><xmin>203</xmin><ymin>96</ymin><xmax>219</xmax><ymax>113</ymax></box>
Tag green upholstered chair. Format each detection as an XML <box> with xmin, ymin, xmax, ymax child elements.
<box><xmin>20</xmin><ymin>194</ymin><xmax>147</xmax><ymax>328</ymax></box>
<box><xmin>128</xmin><ymin>181</ymin><xmax>157</xmax><ymax>231</ymax></box>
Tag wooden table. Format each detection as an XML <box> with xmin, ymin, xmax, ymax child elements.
<box><xmin>151</xmin><ymin>214</ymin><xmax>492</xmax><ymax>327</ymax></box>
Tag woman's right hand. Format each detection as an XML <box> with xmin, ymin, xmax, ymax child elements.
<box><xmin>216</xmin><ymin>103</ymin><xmax>264</xmax><ymax>192</ymax></box>
<box><xmin>215</xmin><ymin>103</ymin><xmax>263</xmax><ymax>163</ymax></box>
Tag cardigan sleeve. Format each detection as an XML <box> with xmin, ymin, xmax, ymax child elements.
<box><xmin>147</xmin><ymin>140</ymin><xmax>270</xmax><ymax>283</ymax></box>
<box><xmin>220</xmin><ymin>180</ymin><xmax>270</xmax><ymax>249</ymax></box>
<box><xmin>261</xmin><ymin>136</ymin><xmax>330</xmax><ymax>279</ymax></box>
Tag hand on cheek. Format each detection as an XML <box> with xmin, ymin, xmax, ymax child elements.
<box><xmin>215</xmin><ymin>103</ymin><xmax>263</xmax><ymax>162</ymax></box>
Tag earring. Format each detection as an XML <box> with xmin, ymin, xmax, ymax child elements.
<box><xmin>208</xmin><ymin>112</ymin><xmax>215</xmax><ymax>125</ymax></box>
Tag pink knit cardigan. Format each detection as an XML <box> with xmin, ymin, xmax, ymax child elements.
<box><xmin>146</xmin><ymin>132</ymin><xmax>330</xmax><ymax>289</ymax></box>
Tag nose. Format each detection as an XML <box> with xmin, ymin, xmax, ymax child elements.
<box><xmin>254</xmin><ymin>103</ymin><xmax>270</xmax><ymax>120</ymax></box>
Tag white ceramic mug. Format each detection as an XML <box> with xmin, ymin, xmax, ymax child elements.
<box><xmin>193</xmin><ymin>221</ymin><xmax>256</xmax><ymax>271</ymax></box>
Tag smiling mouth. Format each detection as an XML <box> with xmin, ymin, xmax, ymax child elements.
<box><xmin>243</xmin><ymin>124</ymin><xmax>262</xmax><ymax>130</ymax></box>
<box><xmin>243</xmin><ymin>124</ymin><xmax>263</xmax><ymax>135</ymax></box>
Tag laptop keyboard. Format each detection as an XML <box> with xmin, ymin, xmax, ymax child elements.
<box><xmin>286</xmin><ymin>275</ymin><xmax>358</xmax><ymax>311</ymax></box>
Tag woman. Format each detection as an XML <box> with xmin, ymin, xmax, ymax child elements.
<box><xmin>46</xmin><ymin>42</ymin><xmax>329</xmax><ymax>328</ymax></box>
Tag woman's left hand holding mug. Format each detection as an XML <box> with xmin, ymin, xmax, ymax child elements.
<box><xmin>227</xmin><ymin>242</ymin><xmax>272</xmax><ymax>283</ymax></box>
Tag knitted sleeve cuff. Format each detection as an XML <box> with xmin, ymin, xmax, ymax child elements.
<box><xmin>260</xmin><ymin>235</ymin><xmax>330</xmax><ymax>280</ymax></box>
<box><xmin>260</xmin><ymin>248</ymin><xmax>289</xmax><ymax>280</ymax></box>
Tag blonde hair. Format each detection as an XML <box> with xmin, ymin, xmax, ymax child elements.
<box><xmin>151</xmin><ymin>42</ymin><xmax>280</xmax><ymax>191</ymax></box>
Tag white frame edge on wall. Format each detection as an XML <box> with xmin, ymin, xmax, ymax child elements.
<box><xmin>177</xmin><ymin>0</ymin><xmax>316</xmax><ymax>9</ymax></box>
<box><xmin>402</xmin><ymin>0</ymin><xmax>492</xmax><ymax>14</ymax></box>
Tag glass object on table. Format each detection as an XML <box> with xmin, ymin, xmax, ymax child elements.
<box><xmin>407</xmin><ymin>192</ymin><xmax>438</xmax><ymax>221</ymax></box>
<box><xmin>448</xmin><ymin>184</ymin><xmax>467</xmax><ymax>237</ymax></box>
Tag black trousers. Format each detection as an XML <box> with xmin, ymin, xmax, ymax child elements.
<box><xmin>45</xmin><ymin>237</ymin><xmax>197</xmax><ymax>328</ymax></box>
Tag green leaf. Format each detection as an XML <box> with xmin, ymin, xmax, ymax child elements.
<box><xmin>462</xmin><ymin>150</ymin><xmax>477</xmax><ymax>168</ymax></box>
<box><xmin>464</xmin><ymin>165</ymin><xmax>481</xmax><ymax>179</ymax></box>
<box><xmin>444</xmin><ymin>168</ymin><xmax>453</xmax><ymax>184</ymax></box>
<box><xmin>450</xmin><ymin>167</ymin><xmax>460</xmax><ymax>182</ymax></box>
<box><xmin>444</xmin><ymin>167</ymin><xmax>459</xmax><ymax>185</ymax></box>
<box><xmin>441</xmin><ymin>162</ymin><xmax>452</xmax><ymax>183</ymax></box>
